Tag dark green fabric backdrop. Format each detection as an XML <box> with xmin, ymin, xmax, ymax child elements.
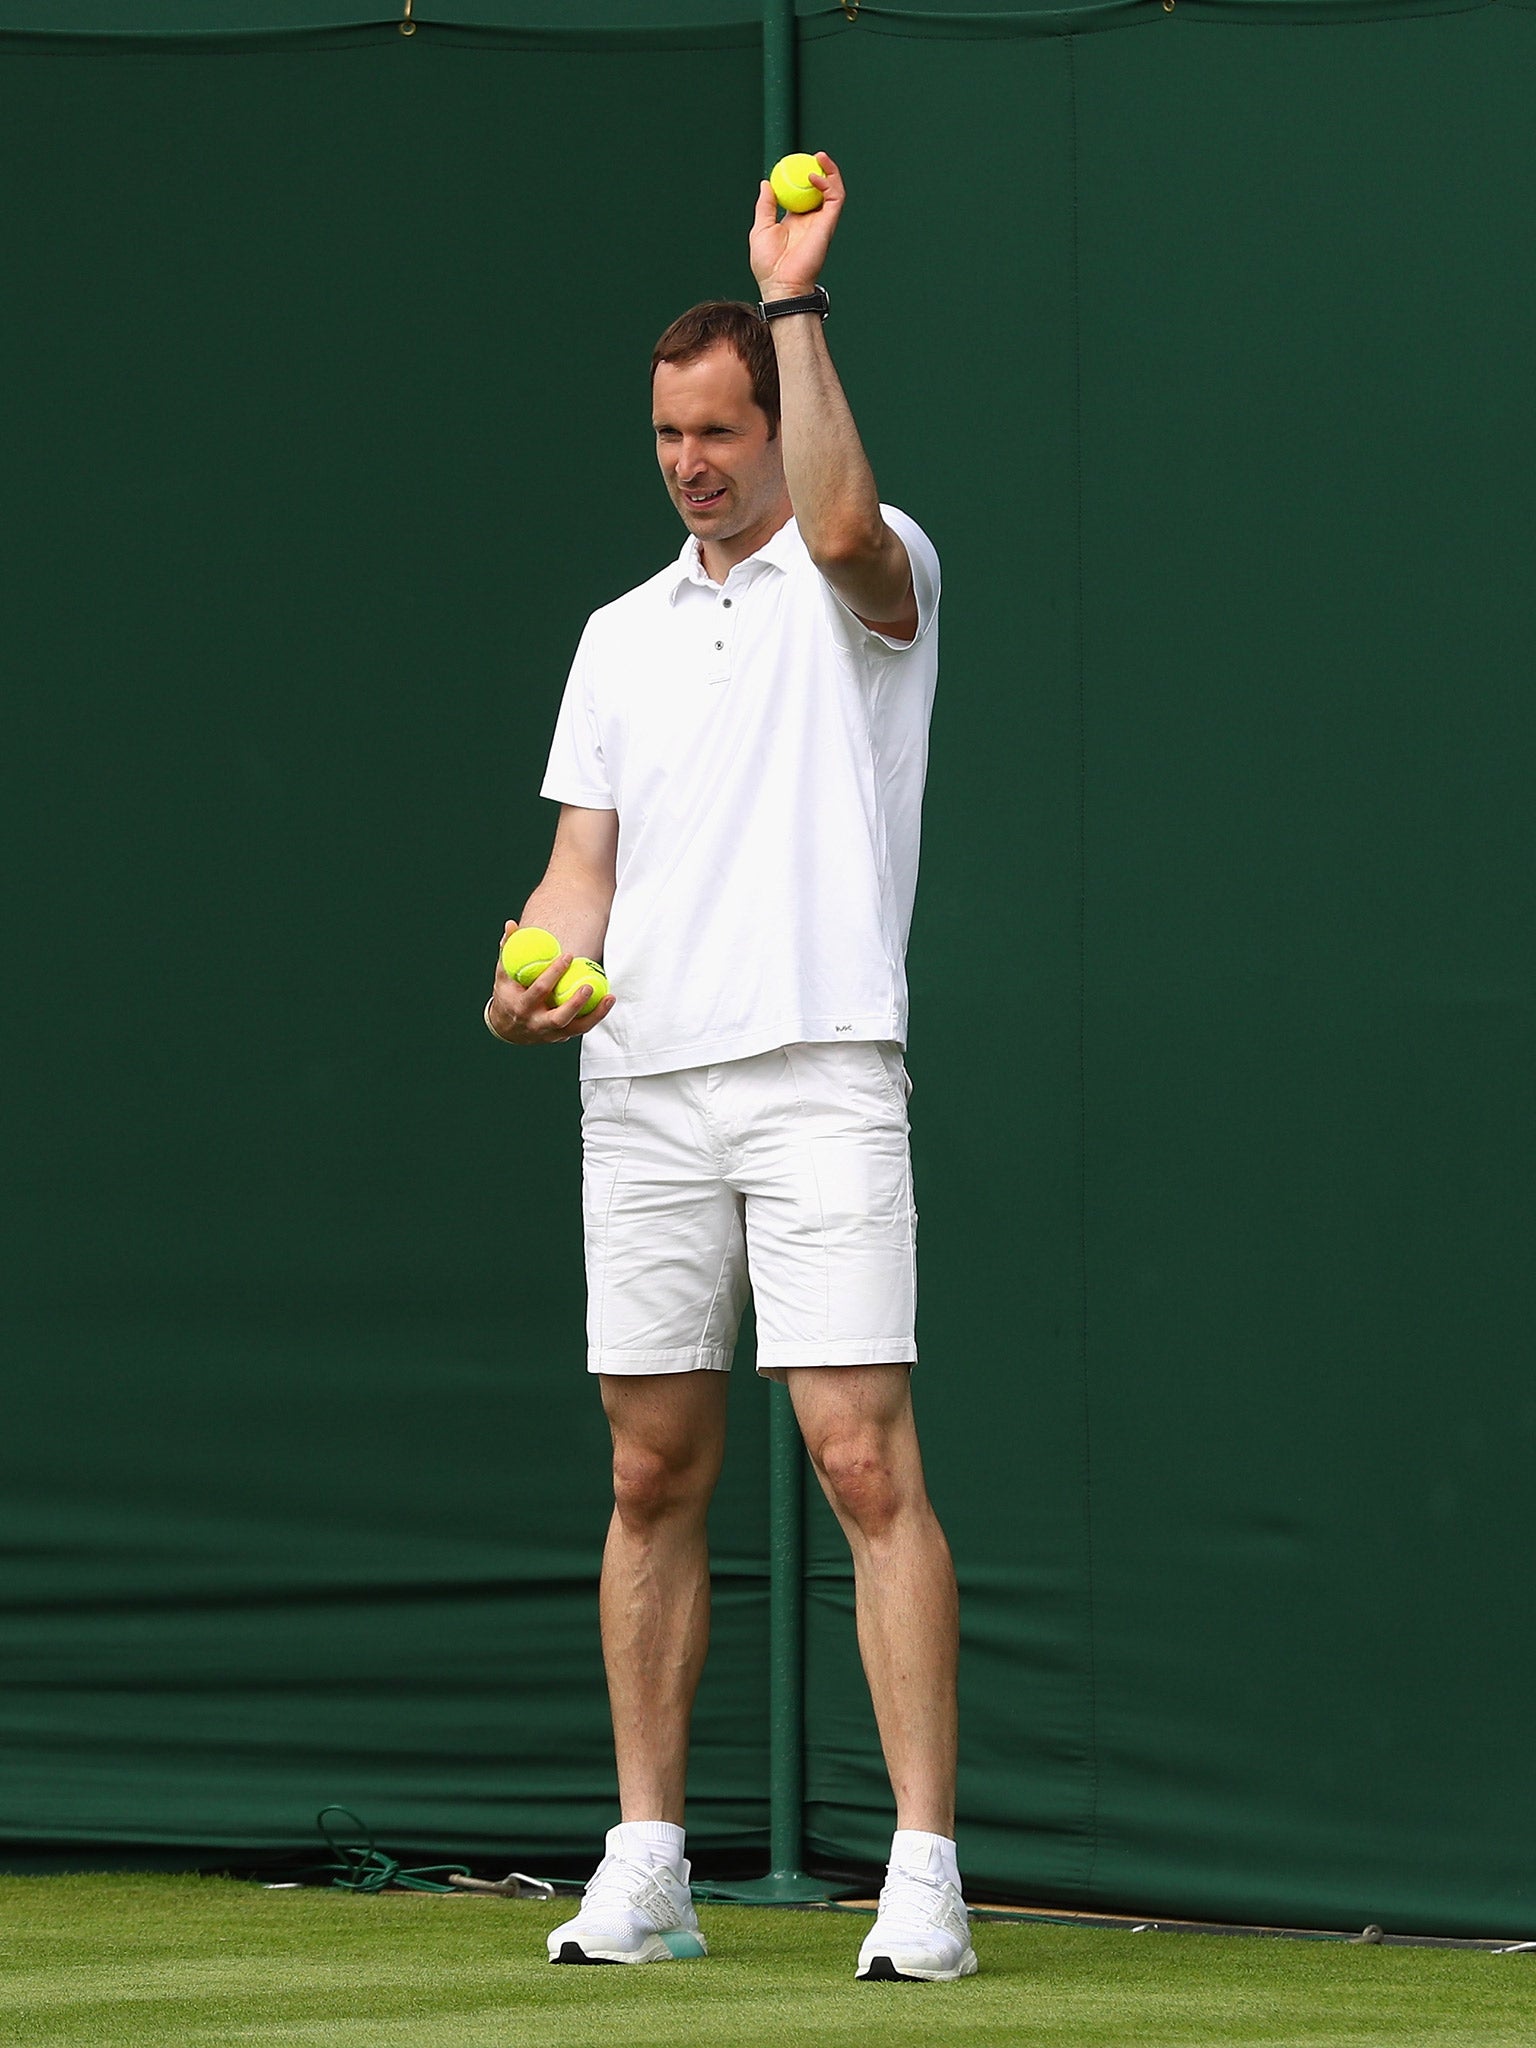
<box><xmin>2</xmin><ymin>1</ymin><xmax>1533</xmax><ymax>1935</ymax></box>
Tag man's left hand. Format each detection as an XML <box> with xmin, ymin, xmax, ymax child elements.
<box><xmin>751</xmin><ymin>151</ymin><xmax>844</xmax><ymax>300</ymax></box>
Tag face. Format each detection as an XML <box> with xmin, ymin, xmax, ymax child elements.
<box><xmin>652</xmin><ymin>345</ymin><xmax>789</xmax><ymax>571</ymax></box>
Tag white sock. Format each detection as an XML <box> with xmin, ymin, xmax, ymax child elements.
<box><xmin>607</xmin><ymin>1820</ymin><xmax>686</xmax><ymax>1875</ymax></box>
<box><xmin>890</xmin><ymin>1828</ymin><xmax>962</xmax><ymax>1892</ymax></box>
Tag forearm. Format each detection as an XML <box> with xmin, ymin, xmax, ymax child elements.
<box><xmin>770</xmin><ymin>314</ymin><xmax>884</xmax><ymax>563</ymax></box>
<box><xmin>519</xmin><ymin>870</ymin><xmax>614</xmax><ymax>962</ymax></box>
<box><xmin>752</xmin><ymin>159</ymin><xmax>914</xmax><ymax>628</ymax></box>
<box><xmin>485</xmin><ymin>858</ymin><xmax>617</xmax><ymax>1048</ymax></box>
<box><xmin>518</xmin><ymin>804</ymin><xmax>619</xmax><ymax>962</ymax></box>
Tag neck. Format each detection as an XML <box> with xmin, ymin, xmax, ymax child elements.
<box><xmin>698</xmin><ymin>494</ymin><xmax>793</xmax><ymax>583</ymax></box>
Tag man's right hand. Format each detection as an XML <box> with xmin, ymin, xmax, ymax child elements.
<box><xmin>486</xmin><ymin>920</ymin><xmax>617</xmax><ymax>1045</ymax></box>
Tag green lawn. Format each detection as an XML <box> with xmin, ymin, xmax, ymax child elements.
<box><xmin>0</xmin><ymin>1875</ymin><xmax>1529</xmax><ymax>2048</ymax></box>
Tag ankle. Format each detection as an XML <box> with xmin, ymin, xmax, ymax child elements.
<box><xmin>889</xmin><ymin>1827</ymin><xmax>961</xmax><ymax>1891</ymax></box>
<box><xmin>609</xmin><ymin>1819</ymin><xmax>687</xmax><ymax>1874</ymax></box>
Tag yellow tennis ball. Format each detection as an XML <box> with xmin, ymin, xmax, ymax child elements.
<box><xmin>500</xmin><ymin>926</ymin><xmax>561</xmax><ymax>986</ymax></box>
<box><xmin>554</xmin><ymin>958</ymin><xmax>609</xmax><ymax>1017</ymax></box>
<box><xmin>770</xmin><ymin>152</ymin><xmax>825</xmax><ymax>215</ymax></box>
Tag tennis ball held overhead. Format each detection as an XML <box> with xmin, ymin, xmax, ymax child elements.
<box><xmin>555</xmin><ymin>959</ymin><xmax>609</xmax><ymax>1017</ymax></box>
<box><xmin>770</xmin><ymin>152</ymin><xmax>825</xmax><ymax>214</ymax></box>
<box><xmin>500</xmin><ymin>926</ymin><xmax>561</xmax><ymax>986</ymax></box>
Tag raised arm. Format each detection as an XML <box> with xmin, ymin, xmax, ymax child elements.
<box><xmin>749</xmin><ymin>153</ymin><xmax>918</xmax><ymax>643</ymax></box>
<box><xmin>486</xmin><ymin>804</ymin><xmax>619</xmax><ymax>1045</ymax></box>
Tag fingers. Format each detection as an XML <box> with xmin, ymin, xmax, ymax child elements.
<box><xmin>519</xmin><ymin>952</ymin><xmax>581</xmax><ymax>1036</ymax></box>
<box><xmin>570</xmin><ymin>993</ymin><xmax>618</xmax><ymax>1036</ymax></box>
<box><xmin>753</xmin><ymin>179</ymin><xmax>778</xmax><ymax>231</ymax></box>
<box><xmin>487</xmin><ymin>946</ymin><xmax>616</xmax><ymax>1046</ymax></box>
<box><xmin>487</xmin><ymin>949</ymin><xmax>568</xmax><ymax>1042</ymax></box>
<box><xmin>810</xmin><ymin>153</ymin><xmax>844</xmax><ymax>222</ymax></box>
<box><xmin>523</xmin><ymin>952</ymin><xmax>572</xmax><ymax>1004</ymax></box>
<box><xmin>547</xmin><ymin>989</ymin><xmax>595</xmax><ymax>1034</ymax></box>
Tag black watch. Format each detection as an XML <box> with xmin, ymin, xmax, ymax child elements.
<box><xmin>759</xmin><ymin>284</ymin><xmax>830</xmax><ymax>322</ymax></box>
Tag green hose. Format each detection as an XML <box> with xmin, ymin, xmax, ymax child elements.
<box><xmin>315</xmin><ymin>1805</ymin><xmax>471</xmax><ymax>1894</ymax></box>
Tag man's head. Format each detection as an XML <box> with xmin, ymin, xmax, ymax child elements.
<box><xmin>651</xmin><ymin>301</ymin><xmax>790</xmax><ymax>571</ymax></box>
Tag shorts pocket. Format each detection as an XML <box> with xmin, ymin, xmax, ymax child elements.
<box><xmin>580</xmin><ymin>1075</ymin><xmax>632</xmax><ymax>1128</ymax></box>
<box><xmin>870</xmin><ymin>1041</ymin><xmax>913</xmax><ymax>1119</ymax></box>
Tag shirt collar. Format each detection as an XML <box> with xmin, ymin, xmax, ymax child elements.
<box><xmin>665</xmin><ymin>515</ymin><xmax>802</xmax><ymax>603</ymax></box>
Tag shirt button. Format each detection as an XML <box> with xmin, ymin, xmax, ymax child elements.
<box><xmin>714</xmin><ymin>640</ymin><xmax>724</xmax><ymax>650</ymax></box>
<box><xmin>722</xmin><ymin>598</ymin><xmax>732</xmax><ymax>608</ymax></box>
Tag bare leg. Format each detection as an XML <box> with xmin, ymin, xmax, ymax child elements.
<box><xmin>599</xmin><ymin>1371</ymin><xmax>731</xmax><ymax>1825</ymax></box>
<box><xmin>776</xmin><ymin>1363</ymin><xmax>958</xmax><ymax>1836</ymax></box>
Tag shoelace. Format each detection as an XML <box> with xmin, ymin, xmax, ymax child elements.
<box><xmin>873</xmin><ymin>1864</ymin><xmax>964</xmax><ymax>1940</ymax></box>
<box><xmin>581</xmin><ymin>1852</ymin><xmax>679</xmax><ymax>1919</ymax></box>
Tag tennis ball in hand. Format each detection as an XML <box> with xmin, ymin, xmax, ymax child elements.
<box><xmin>554</xmin><ymin>958</ymin><xmax>609</xmax><ymax>1017</ymax></box>
<box><xmin>770</xmin><ymin>153</ymin><xmax>825</xmax><ymax>215</ymax></box>
<box><xmin>500</xmin><ymin>926</ymin><xmax>561</xmax><ymax>986</ymax></box>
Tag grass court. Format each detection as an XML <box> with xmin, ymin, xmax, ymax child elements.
<box><xmin>2</xmin><ymin>1875</ymin><xmax>1530</xmax><ymax>2047</ymax></box>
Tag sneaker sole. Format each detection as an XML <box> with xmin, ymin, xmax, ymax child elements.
<box><xmin>858</xmin><ymin>1947</ymin><xmax>979</xmax><ymax>1983</ymax></box>
<box><xmin>550</xmin><ymin>1931</ymin><xmax>708</xmax><ymax>1966</ymax></box>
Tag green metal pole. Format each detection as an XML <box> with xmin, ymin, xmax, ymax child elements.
<box><xmin>762</xmin><ymin>0</ymin><xmax>795</xmax><ymax>171</ymax></box>
<box><xmin>698</xmin><ymin>1383</ymin><xmax>839</xmax><ymax>1901</ymax></box>
<box><xmin>692</xmin><ymin>2</ymin><xmax>849</xmax><ymax>1912</ymax></box>
<box><xmin>758</xmin><ymin>0</ymin><xmax>823</xmax><ymax>1903</ymax></box>
<box><xmin>766</xmin><ymin>1384</ymin><xmax>806</xmax><ymax>1882</ymax></box>
<box><xmin>764</xmin><ymin>0</ymin><xmax>801</xmax><ymax>1885</ymax></box>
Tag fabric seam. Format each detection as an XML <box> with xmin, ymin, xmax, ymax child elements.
<box><xmin>779</xmin><ymin>1046</ymin><xmax>833</xmax><ymax>1346</ymax></box>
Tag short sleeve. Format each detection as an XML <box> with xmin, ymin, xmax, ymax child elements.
<box><xmin>539</xmin><ymin>621</ymin><xmax>615</xmax><ymax>810</ymax></box>
<box><xmin>821</xmin><ymin>504</ymin><xmax>941</xmax><ymax>655</ymax></box>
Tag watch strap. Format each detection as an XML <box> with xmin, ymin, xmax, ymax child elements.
<box><xmin>759</xmin><ymin>284</ymin><xmax>830</xmax><ymax>322</ymax></box>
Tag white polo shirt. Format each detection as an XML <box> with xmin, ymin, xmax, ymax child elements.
<box><xmin>540</xmin><ymin>505</ymin><xmax>940</xmax><ymax>1080</ymax></box>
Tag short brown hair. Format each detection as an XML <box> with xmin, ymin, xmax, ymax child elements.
<box><xmin>651</xmin><ymin>300</ymin><xmax>780</xmax><ymax>434</ymax></box>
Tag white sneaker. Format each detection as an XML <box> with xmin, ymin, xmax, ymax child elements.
<box><xmin>547</xmin><ymin>1839</ymin><xmax>707</xmax><ymax>1965</ymax></box>
<box><xmin>856</xmin><ymin>1863</ymin><xmax>978</xmax><ymax>1982</ymax></box>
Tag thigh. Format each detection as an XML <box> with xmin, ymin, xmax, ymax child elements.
<box><xmin>780</xmin><ymin>1364</ymin><xmax>932</xmax><ymax>1534</ymax></box>
<box><xmin>731</xmin><ymin>1041</ymin><xmax>918</xmax><ymax>1373</ymax></box>
<box><xmin>582</xmin><ymin>1071</ymin><xmax>750</xmax><ymax>1376</ymax></box>
<box><xmin>600</xmin><ymin>1369</ymin><xmax>731</xmax><ymax>1495</ymax></box>
<box><xmin>781</xmin><ymin>1361</ymin><xmax>919</xmax><ymax>1458</ymax></box>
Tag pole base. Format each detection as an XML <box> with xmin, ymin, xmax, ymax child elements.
<box><xmin>693</xmin><ymin>1868</ymin><xmax>859</xmax><ymax>1906</ymax></box>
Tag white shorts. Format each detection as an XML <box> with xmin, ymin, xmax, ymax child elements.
<box><xmin>580</xmin><ymin>1040</ymin><xmax>917</xmax><ymax>1375</ymax></box>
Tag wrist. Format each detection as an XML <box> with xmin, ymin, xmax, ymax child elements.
<box><xmin>759</xmin><ymin>277</ymin><xmax>817</xmax><ymax>304</ymax></box>
<box><xmin>759</xmin><ymin>284</ymin><xmax>831</xmax><ymax>334</ymax></box>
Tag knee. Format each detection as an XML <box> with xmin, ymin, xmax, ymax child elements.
<box><xmin>815</xmin><ymin>1431</ymin><xmax>906</xmax><ymax>1540</ymax></box>
<box><xmin>611</xmin><ymin>1441</ymin><xmax>714</xmax><ymax>1528</ymax></box>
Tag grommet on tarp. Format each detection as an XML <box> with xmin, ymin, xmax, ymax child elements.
<box><xmin>1162</xmin><ymin>1</ymin><xmax>1175</xmax><ymax>11</ymax></box>
<box><xmin>399</xmin><ymin>0</ymin><xmax>416</xmax><ymax>32</ymax></box>
<box><xmin>842</xmin><ymin>0</ymin><xmax>861</xmax><ymax>18</ymax></box>
<box><xmin>1350</xmin><ymin>1924</ymin><xmax>1386</xmax><ymax>1944</ymax></box>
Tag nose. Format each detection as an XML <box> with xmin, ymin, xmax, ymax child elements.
<box><xmin>676</xmin><ymin>437</ymin><xmax>708</xmax><ymax>481</ymax></box>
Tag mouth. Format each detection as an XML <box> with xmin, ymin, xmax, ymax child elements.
<box><xmin>682</xmin><ymin>486</ymin><xmax>727</xmax><ymax>510</ymax></box>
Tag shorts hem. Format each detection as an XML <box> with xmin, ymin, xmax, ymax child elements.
<box><xmin>589</xmin><ymin>1346</ymin><xmax>734</xmax><ymax>1376</ymax></box>
<box><xmin>755</xmin><ymin>1339</ymin><xmax>918</xmax><ymax>1372</ymax></box>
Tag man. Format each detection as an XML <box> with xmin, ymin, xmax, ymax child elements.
<box><xmin>483</xmin><ymin>154</ymin><xmax>972</xmax><ymax>1984</ymax></box>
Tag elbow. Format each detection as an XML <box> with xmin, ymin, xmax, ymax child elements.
<box><xmin>805</xmin><ymin>517</ymin><xmax>885</xmax><ymax>576</ymax></box>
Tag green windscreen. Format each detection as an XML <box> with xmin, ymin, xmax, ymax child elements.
<box><xmin>2</xmin><ymin>1</ymin><xmax>1533</xmax><ymax>1936</ymax></box>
